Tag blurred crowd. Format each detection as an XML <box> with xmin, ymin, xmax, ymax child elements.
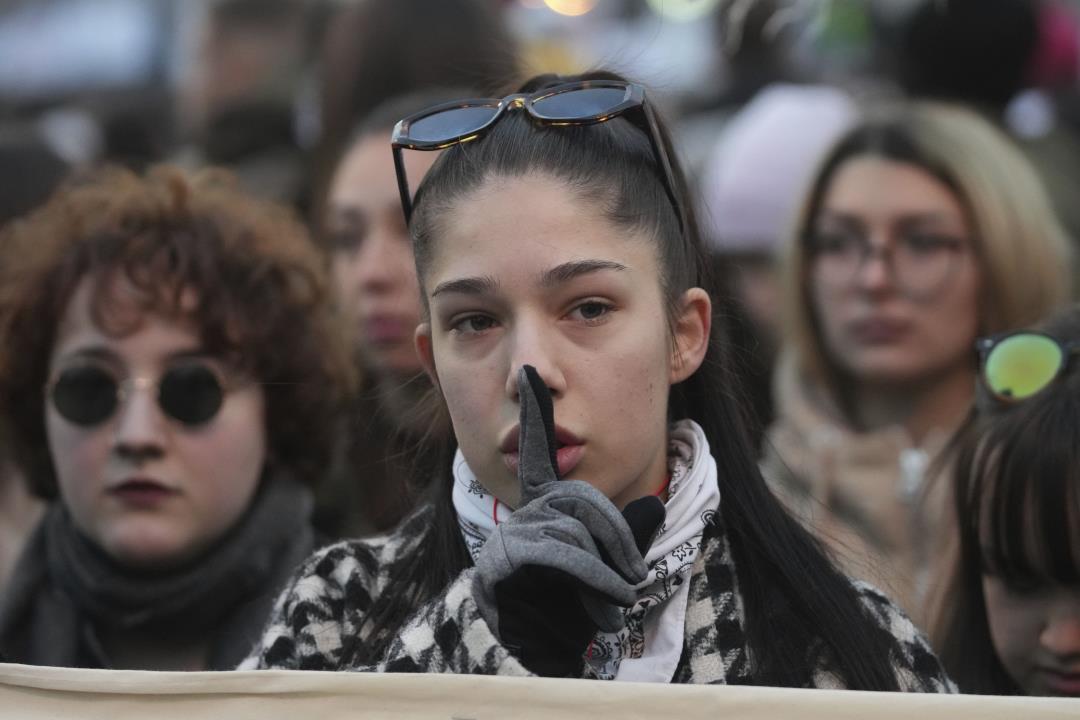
<box><xmin>1</xmin><ymin>0</ymin><xmax>1079</xmax><ymax>698</ymax></box>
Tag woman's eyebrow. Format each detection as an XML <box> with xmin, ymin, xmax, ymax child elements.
<box><xmin>540</xmin><ymin>259</ymin><xmax>628</xmax><ymax>288</ymax></box>
<box><xmin>166</xmin><ymin>348</ymin><xmax>212</xmax><ymax>362</ymax></box>
<box><xmin>431</xmin><ymin>275</ymin><xmax>500</xmax><ymax>298</ymax></box>
<box><xmin>58</xmin><ymin>345</ymin><xmax>118</xmax><ymax>364</ymax></box>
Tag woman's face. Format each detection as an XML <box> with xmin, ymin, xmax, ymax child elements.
<box><xmin>809</xmin><ymin>156</ymin><xmax>980</xmax><ymax>387</ymax></box>
<box><xmin>45</xmin><ymin>277</ymin><xmax>267</xmax><ymax>569</ymax></box>
<box><xmin>983</xmin><ymin>575</ymin><xmax>1080</xmax><ymax>696</ymax></box>
<box><xmin>326</xmin><ymin>133</ymin><xmax>436</xmax><ymax>378</ymax></box>
<box><xmin>415</xmin><ymin>173</ymin><xmax>709</xmax><ymax>509</ymax></box>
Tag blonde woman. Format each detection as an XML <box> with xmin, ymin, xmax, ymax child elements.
<box><xmin>762</xmin><ymin>101</ymin><xmax>1072</xmax><ymax>628</ymax></box>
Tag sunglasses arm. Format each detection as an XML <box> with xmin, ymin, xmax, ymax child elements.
<box><xmin>641</xmin><ymin>102</ymin><xmax>685</xmax><ymax>233</ymax></box>
<box><xmin>393</xmin><ymin>145</ymin><xmax>413</xmax><ymax>225</ymax></box>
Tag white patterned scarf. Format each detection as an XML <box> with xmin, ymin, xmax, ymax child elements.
<box><xmin>452</xmin><ymin>419</ymin><xmax>721</xmax><ymax>682</ymax></box>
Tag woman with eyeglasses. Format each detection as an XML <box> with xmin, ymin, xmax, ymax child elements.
<box><xmin>931</xmin><ymin>304</ymin><xmax>1080</xmax><ymax>696</ymax></box>
<box><xmin>245</xmin><ymin>72</ymin><xmax>953</xmax><ymax>691</ymax></box>
<box><xmin>762</xmin><ymin>102</ymin><xmax>1073</xmax><ymax>629</ymax></box>
<box><xmin>0</xmin><ymin>165</ymin><xmax>354</xmax><ymax>670</ymax></box>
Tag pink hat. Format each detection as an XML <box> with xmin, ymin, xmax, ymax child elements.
<box><xmin>699</xmin><ymin>84</ymin><xmax>856</xmax><ymax>255</ymax></box>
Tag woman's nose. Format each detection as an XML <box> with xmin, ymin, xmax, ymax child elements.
<box><xmin>503</xmin><ymin>320</ymin><xmax>566</xmax><ymax>402</ymax></box>
<box><xmin>1040</xmin><ymin>593</ymin><xmax>1080</xmax><ymax>659</ymax></box>
<box><xmin>112</xmin><ymin>382</ymin><xmax>167</xmax><ymax>462</ymax></box>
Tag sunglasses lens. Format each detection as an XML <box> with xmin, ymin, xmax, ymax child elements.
<box><xmin>159</xmin><ymin>364</ymin><xmax>224</xmax><ymax>425</ymax></box>
<box><xmin>51</xmin><ymin>366</ymin><xmax>118</xmax><ymax>426</ymax></box>
<box><xmin>531</xmin><ymin>87</ymin><xmax>627</xmax><ymax>120</ymax></box>
<box><xmin>409</xmin><ymin>106</ymin><xmax>499</xmax><ymax>143</ymax></box>
<box><xmin>984</xmin><ymin>333</ymin><xmax>1064</xmax><ymax>400</ymax></box>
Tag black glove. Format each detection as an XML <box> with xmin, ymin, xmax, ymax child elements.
<box><xmin>471</xmin><ymin>365</ymin><xmax>665</xmax><ymax>676</ymax></box>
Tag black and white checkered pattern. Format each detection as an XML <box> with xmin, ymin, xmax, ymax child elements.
<box><xmin>243</xmin><ymin>506</ymin><xmax>956</xmax><ymax>692</ymax></box>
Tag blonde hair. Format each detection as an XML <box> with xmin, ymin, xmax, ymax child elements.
<box><xmin>780</xmin><ymin>101</ymin><xmax>1073</xmax><ymax>400</ymax></box>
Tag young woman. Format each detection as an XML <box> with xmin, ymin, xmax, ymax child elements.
<box><xmin>246</xmin><ymin>72</ymin><xmax>953</xmax><ymax>691</ymax></box>
<box><xmin>762</xmin><ymin>102</ymin><xmax>1073</xmax><ymax>625</ymax></box>
<box><xmin>0</xmin><ymin>166</ymin><xmax>354</xmax><ymax>670</ymax></box>
<box><xmin>933</xmin><ymin>305</ymin><xmax>1080</xmax><ymax>696</ymax></box>
<box><xmin>314</xmin><ymin>91</ymin><xmax>462</xmax><ymax>537</ymax></box>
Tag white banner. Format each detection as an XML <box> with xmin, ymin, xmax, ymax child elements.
<box><xmin>0</xmin><ymin>663</ymin><xmax>1076</xmax><ymax>719</ymax></box>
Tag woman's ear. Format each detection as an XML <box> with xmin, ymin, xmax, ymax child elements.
<box><xmin>415</xmin><ymin>322</ymin><xmax>440</xmax><ymax>389</ymax></box>
<box><xmin>670</xmin><ymin>287</ymin><xmax>711</xmax><ymax>384</ymax></box>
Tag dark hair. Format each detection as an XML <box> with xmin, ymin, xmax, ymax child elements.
<box><xmin>933</xmin><ymin>304</ymin><xmax>1080</xmax><ymax>694</ymax></box>
<box><xmin>313</xmin><ymin>0</ymin><xmax>519</xmax><ymax>214</ymax></box>
<box><xmin>895</xmin><ymin>0</ymin><xmax>1038</xmax><ymax>108</ymax></box>
<box><xmin>348</xmin><ymin>88</ymin><xmax>482</xmax><ymax>146</ymax></box>
<box><xmin>355</xmin><ymin>71</ymin><xmax>913</xmax><ymax>690</ymax></box>
<box><xmin>0</xmin><ymin>164</ymin><xmax>356</xmax><ymax>497</ymax></box>
<box><xmin>313</xmin><ymin>87</ymin><xmax>479</xmax><ymax>252</ymax></box>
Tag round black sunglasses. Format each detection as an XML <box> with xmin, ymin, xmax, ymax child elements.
<box><xmin>47</xmin><ymin>362</ymin><xmax>229</xmax><ymax>427</ymax></box>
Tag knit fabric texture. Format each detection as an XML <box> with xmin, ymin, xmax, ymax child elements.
<box><xmin>243</xmin><ymin>506</ymin><xmax>955</xmax><ymax>692</ymax></box>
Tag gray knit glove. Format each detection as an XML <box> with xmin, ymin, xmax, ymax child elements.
<box><xmin>471</xmin><ymin>365</ymin><xmax>665</xmax><ymax>675</ymax></box>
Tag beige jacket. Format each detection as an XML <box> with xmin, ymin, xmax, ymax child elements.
<box><xmin>761</xmin><ymin>355</ymin><xmax>959</xmax><ymax>630</ymax></box>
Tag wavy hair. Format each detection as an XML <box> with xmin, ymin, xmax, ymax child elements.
<box><xmin>0</xmin><ymin>164</ymin><xmax>356</xmax><ymax>496</ymax></box>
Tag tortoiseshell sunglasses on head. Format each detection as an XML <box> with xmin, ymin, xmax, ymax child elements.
<box><xmin>391</xmin><ymin>80</ymin><xmax>684</xmax><ymax>229</ymax></box>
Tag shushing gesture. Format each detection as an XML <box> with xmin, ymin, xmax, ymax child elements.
<box><xmin>472</xmin><ymin>365</ymin><xmax>665</xmax><ymax>676</ymax></box>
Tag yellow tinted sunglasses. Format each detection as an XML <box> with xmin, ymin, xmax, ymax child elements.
<box><xmin>978</xmin><ymin>331</ymin><xmax>1079</xmax><ymax>402</ymax></box>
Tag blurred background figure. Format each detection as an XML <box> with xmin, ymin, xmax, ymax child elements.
<box><xmin>312</xmin><ymin>0</ymin><xmax>519</xmax><ymax>220</ymax></box>
<box><xmin>932</xmin><ymin>304</ymin><xmax>1080</xmax><ymax>696</ymax></box>
<box><xmin>762</xmin><ymin>101</ymin><xmax>1072</xmax><ymax>626</ymax></box>
<box><xmin>173</xmin><ymin>0</ymin><xmax>324</xmax><ymax>211</ymax></box>
<box><xmin>884</xmin><ymin>0</ymin><xmax>1080</xmax><ymax>286</ymax></box>
<box><xmin>0</xmin><ymin>124</ymin><xmax>70</xmax><ymax>594</ymax></box>
<box><xmin>697</xmin><ymin>83</ymin><xmax>856</xmax><ymax>449</ymax></box>
<box><xmin>0</xmin><ymin>434</ymin><xmax>41</xmax><ymax>597</ymax></box>
<box><xmin>0</xmin><ymin>166</ymin><xmax>353</xmax><ymax>670</ymax></box>
<box><xmin>314</xmin><ymin>91</ymin><xmax>463</xmax><ymax>537</ymax></box>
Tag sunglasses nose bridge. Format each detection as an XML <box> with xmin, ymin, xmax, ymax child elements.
<box><xmin>504</xmin><ymin>94</ymin><xmax>528</xmax><ymax>110</ymax></box>
<box><xmin>111</xmin><ymin>376</ymin><xmax>170</xmax><ymax>449</ymax></box>
<box><xmin>117</xmin><ymin>375</ymin><xmax>155</xmax><ymax>403</ymax></box>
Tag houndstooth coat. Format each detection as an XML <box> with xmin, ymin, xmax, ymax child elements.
<box><xmin>243</xmin><ymin>506</ymin><xmax>956</xmax><ymax>692</ymax></box>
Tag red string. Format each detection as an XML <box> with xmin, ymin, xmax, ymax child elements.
<box><xmin>654</xmin><ymin>474</ymin><xmax>671</xmax><ymax>497</ymax></box>
<box><xmin>492</xmin><ymin>496</ymin><xmax>500</xmax><ymax>526</ymax></box>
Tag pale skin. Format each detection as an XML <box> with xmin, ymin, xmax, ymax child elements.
<box><xmin>45</xmin><ymin>276</ymin><xmax>267</xmax><ymax>669</ymax></box>
<box><xmin>414</xmin><ymin>172</ymin><xmax>710</xmax><ymax>510</ymax></box>
<box><xmin>810</xmin><ymin>157</ymin><xmax>981</xmax><ymax>443</ymax></box>
<box><xmin>326</xmin><ymin>133</ymin><xmax>437</xmax><ymax>378</ymax></box>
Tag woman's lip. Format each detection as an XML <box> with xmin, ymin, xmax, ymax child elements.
<box><xmin>847</xmin><ymin>317</ymin><xmax>911</xmax><ymax>344</ymax></box>
<box><xmin>108</xmin><ymin>479</ymin><xmax>178</xmax><ymax>508</ymax></box>
<box><xmin>1039</xmin><ymin>668</ymin><xmax>1080</xmax><ymax>695</ymax></box>
<box><xmin>498</xmin><ymin>424</ymin><xmax>584</xmax><ymax>454</ymax></box>
<box><xmin>362</xmin><ymin>315</ymin><xmax>411</xmax><ymax>344</ymax></box>
<box><xmin>502</xmin><ymin>444</ymin><xmax>584</xmax><ymax>478</ymax></box>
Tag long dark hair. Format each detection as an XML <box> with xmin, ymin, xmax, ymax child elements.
<box><xmin>934</xmin><ymin>304</ymin><xmax>1080</xmax><ymax>694</ymax></box>
<box><xmin>356</xmin><ymin>72</ymin><xmax>910</xmax><ymax>689</ymax></box>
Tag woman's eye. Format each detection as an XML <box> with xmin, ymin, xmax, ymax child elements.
<box><xmin>325</xmin><ymin>230</ymin><xmax>365</xmax><ymax>253</ymax></box>
<box><xmin>451</xmin><ymin>314</ymin><xmax>497</xmax><ymax>335</ymax></box>
<box><xmin>810</xmin><ymin>231</ymin><xmax>859</xmax><ymax>255</ymax></box>
<box><xmin>569</xmin><ymin>301</ymin><xmax>613</xmax><ymax>323</ymax></box>
<box><xmin>1003</xmin><ymin>576</ymin><xmax>1048</xmax><ymax>597</ymax></box>
<box><xmin>901</xmin><ymin>233</ymin><xmax>961</xmax><ymax>255</ymax></box>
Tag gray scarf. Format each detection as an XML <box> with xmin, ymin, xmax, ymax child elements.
<box><xmin>0</xmin><ymin>472</ymin><xmax>314</xmax><ymax>669</ymax></box>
